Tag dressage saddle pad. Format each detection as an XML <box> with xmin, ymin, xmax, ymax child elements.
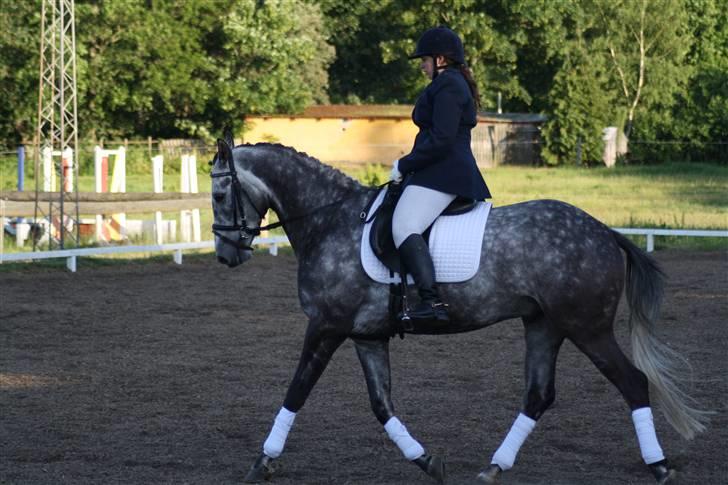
<box><xmin>360</xmin><ymin>188</ymin><xmax>492</xmax><ymax>284</ymax></box>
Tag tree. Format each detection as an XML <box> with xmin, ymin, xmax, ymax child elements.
<box><xmin>0</xmin><ymin>0</ymin><xmax>334</xmax><ymax>143</ymax></box>
<box><xmin>0</xmin><ymin>1</ymin><xmax>41</xmax><ymax>145</ymax></box>
<box><xmin>593</xmin><ymin>0</ymin><xmax>691</xmax><ymax>139</ymax></box>
<box><xmin>538</xmin><ymin>7</ymin><xmax>615</xmax><ymax>165</ymax></box>
<box><xmin>320</xmin><ymin>0</ymin><xmax>528</xmax><ymax>109</ymax></box>
<box><xmin>666</xmin><ymin>0</ymin><xmax>728</xmax><ymax>160</ymax></box>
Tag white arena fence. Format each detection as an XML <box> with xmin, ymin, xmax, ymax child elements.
<box><xmin>0</xmin><ymin>230</ymin><xmax>725</xmax><ymax>273</ymax></box>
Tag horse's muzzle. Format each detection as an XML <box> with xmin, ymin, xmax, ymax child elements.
<box><xmin>215</xmin><ymin>245</ymin><xmax>252</xmax><ymax>267</ymax></box>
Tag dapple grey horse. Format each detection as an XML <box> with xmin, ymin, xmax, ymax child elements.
<box><xmin>210</xmin><ymin>135</ymin><xmax>706</xmax><ymax>484</ymax></box>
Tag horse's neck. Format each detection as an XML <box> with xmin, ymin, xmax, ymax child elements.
<box><xmin>240</xmin><ymin>146</ymin><xmax>362</xmax><ymax>250</ymax></box>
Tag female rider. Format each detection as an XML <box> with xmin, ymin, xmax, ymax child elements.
<box><xmin>390</xmin><ymin>26</ymin><xmax>491</xmax><ymax>323</ymax></box>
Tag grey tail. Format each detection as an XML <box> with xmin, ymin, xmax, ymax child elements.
<box><xmin>613</xmin><ymin>230</ymin><xmax>710</xmax><ymax>439</ymax></box>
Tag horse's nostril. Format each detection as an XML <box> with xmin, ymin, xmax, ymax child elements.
<box><xmin>217</xmin><ymin>256</ymin><xmax>228</xmax><ymax>265</ymax></box>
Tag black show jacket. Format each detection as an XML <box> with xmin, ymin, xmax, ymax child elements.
<box><xmin>398</xmin><ymin>67</ymin><xmax>491</xmax><ymax>200</ymax></box>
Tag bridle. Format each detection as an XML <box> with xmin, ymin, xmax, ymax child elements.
<box><xmin>211</xmin><ymin>153</ymin><xmax>391</xmax><ymax>252</ymax></box>
<box><xmin>211</xmin><ymin>159</ymin><xmax>273</xmax><ymax>251</ymax></box>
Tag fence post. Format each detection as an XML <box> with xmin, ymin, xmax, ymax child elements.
<box><xmin>602</xmin><ymin>127</ymin><xmax>617</xmax><ymax>167</ymax></box>
<box><xmin>17</xmin><ymin>145</ymin><xmax>25</xmax><ymax>191</ymax></box>
<box><xmin>646</xmin><ymin>233</ymin><xmax>654</xmax><ymax>253</ymax></box>
<box><xmin>152</xmin><ymin>155</ymin><xmax>165</xmax><ymax>244</ymax></box>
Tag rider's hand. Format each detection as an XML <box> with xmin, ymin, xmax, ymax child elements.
<box><xmin>390</xmin><ymin>160</ymin><xmax>403</xmax><ymax>183</ymax></box>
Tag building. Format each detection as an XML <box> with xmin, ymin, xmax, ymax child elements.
<box><xmin>242</xmin><ymin>105</ymin><xmax>546</xmax><ymax>168</ymax></box>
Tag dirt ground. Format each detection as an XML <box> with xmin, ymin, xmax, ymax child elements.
<box><xmin>1</xmin><ymin>250</ymin><xmax>726</xmax><ymax>485</ymax></box>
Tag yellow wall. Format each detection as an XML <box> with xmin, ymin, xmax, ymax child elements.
<box><xmin>243</xmin><ymin>117</ymin><xmax>418</xmax><ymax>166</ymax></box>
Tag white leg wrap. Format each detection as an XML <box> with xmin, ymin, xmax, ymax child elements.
<box><xmin>384</xmin><ymin>417</ymin><xmax>425</xmax><ymax>460</ymax></box>
<box><xmin>491</xmin><ymin>413</ymin><xmax>536</xmax><ymax>471</ymax></box>
<box><xmin>263</xmin><ymin>407</ymin><xmax>296</xmax><ymax>458</ymax></box>
<box><xmin>632</xmin><ymin>407</ymin><xmax>665</xmax><ymax>464</ymax></box>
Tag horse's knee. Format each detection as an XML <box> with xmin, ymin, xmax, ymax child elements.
<box><xmin>523</xmin><ymin>385</ymin><xmax>555</xmax><ymax>420</ymax></box>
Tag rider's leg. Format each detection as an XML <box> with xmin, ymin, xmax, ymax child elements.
<box><xmin>244</xmin><ymin>321</ymin><xmax>345</xmax><ymax>483</ymax></box>
<box><xmin>477</xmin><ymin>315</ymin><xmax>564</xmax><ymax>483</ymax></box>
<box><xmin>392</xmin><ymin>185</ymin><xmax>455</xmax><ymax>322</ymax></box>
<box><xmin>354</xmin><ymin>339</ymin><xmax>445</xmax><ymax>483</ymax></box>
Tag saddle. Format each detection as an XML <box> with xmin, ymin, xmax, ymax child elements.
<box><xmin>364</xmin><ymin>183</ymin><xmax>478</xmax><ymax>275</ymax></box>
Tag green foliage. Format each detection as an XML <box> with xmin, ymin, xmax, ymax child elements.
<box><xmin>1</xmin><ymin>0</ymin><xmax>725</xmax><ymax>165</ymax></box>
<box><xmin>1</xmin><ymin>0</ymin><xmax>333</xmax><ymax>143</ymax></box>
<box><xmin>0</xmin><ymin>1</ymin><xmax>40</xmax><ymax>145</ymax></box>
<box><xmin>354</xmin><ymin>163</ymin><xmax>387</xmax><ymax>187</ymax></box>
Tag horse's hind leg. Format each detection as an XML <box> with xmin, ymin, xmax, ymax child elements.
<box><xmin>571</xmin><ymin>330</ymin><xmax>676</xmax><ymax>484</ymax></box>
<box><xmin>354</xmin><ymin>339</ymin><xmax>446</xmax><ymax>484</ymax></box>
<box><xmin>244</xmin><ymin>321</ymin><xmax>345</xmax><ymax>483</ymax></box>
<box><xmin>476</xmin><ymin>314</ymin><xmax>564</xmax><ymax>483</ymax></box>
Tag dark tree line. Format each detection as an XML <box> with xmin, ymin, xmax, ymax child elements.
<box><xmin>1</xmin><ymin>0</ymin><xmax>726</xmax><ymax>163</ymax></box>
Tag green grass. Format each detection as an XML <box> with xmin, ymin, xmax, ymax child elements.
<box><xmin>483</xmin><ymin>163</ymin><xmax>727</xmax><ymax>229</ymax></box>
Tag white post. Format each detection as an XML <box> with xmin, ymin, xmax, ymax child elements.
<box><xmin>647</xmin><ymin>233</ymin><xmax>655</xmax><ymax>252</ymax></box>
<box><xmin>180</xmin><ymin>154</ymin><xmax>190</xmax><ymax>194</ymax></box>
<box><xmin>152</xmin><ymin>155</ymin><xmax>164</xmax><ymax>244</ymax></box>
<box><xmin>110</xmin><ymin>146</ymin><xmax>126</xmax><ymax>193</ymax></box>
<box><xmin>16</xmin><ymin>223</ymin><xmax>31</xmax><ymax>247</ymax></box>
<box><xmin>110</xmin><ymin>146</ymin><xmax>127</xmax><ymax>239</ymax></box>
<box><xmin>173</xmin><ymin>249</ymin><xmax>183</xmax><ymax>265</ymax></box>
<box><xmin>95</xmin><ymin>214</ymin><xmax>104</xmax><ymax>242</ymax></box>
<box><xmin>152</xmin><ymin>155</ymin><xmax>164</xmax><ymax>193</ymax></box>
<box><xmin>180</xmin><ymin>154</ymin><xmax>192</xmax><ymax>242</ymax></box>
<box><xmin>66</xmin><ymin>255</ymin><xmax>77</xmax><ymax>272</ymax></box>
<box><xmin>189</xmin><ymin>155</ymin><xmax>201</xmax><ymax>242</ymax></box>
<box><xmin>42</xmin><ymin>146</ymin><xmax>54</xmax><ymax>191</ymax></box>
<box><xmin>94</xmin><ymin>146</ymin><xmax>103</xmax><ymax>193</ymax></box>
<box><xmin>602</xmin><ymin>127</ymin><xmax>618</xmax><ymax>168</ymax></box>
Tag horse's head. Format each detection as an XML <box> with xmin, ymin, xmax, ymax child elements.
<box><xmin>210</xmin><ymin>130</ymin><xmax>269</xmax><ymax>267</ymax></box>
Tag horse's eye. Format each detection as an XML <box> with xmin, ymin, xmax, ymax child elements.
<box><xmin>213</xmin><ymin>193</ymin><xmax>225</xmax><ymax>203</ymax></box>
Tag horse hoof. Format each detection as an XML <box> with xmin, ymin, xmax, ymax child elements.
<box><xmin>474</xmin><ymin>464</ymin><xmax>502</xmax><ymax>484</ymax></box>
<box><xmin>243</xmin><ymin>453</ymin><xmax>275</xmax><ymax>483</ymax></box>
<box><xmin>649</xmin><ymin>460</ymin><xmax>677</xmax><ymax>484</ymax></box>
<box><xmin>413</xmin><ymin>454</ymin><xmax>446</xmax><ymax>484</ymax></box>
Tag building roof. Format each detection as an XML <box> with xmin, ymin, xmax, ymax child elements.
<box><xmin>247</xmin><ymin>104</ymin><xmax>546</xmax><ymax>123</ymax></box>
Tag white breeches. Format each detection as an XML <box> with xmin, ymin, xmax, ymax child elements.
<box><xmin>392</xmin><ymin>185</ymin><xmax>457</xmax><ymax>248</ymax></box>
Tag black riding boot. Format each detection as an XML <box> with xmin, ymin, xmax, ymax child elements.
<box><xmin>398</xmin><ymin>234</ymin><xmax>450</xmax><ymax>323</ymax></box>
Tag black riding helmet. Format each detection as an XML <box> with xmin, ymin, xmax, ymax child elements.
<box><xmin>409</xmin><ymin>26</ymin><xmax>465</xmax><ymax>65</ymax></box>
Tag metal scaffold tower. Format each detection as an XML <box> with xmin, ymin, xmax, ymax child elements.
<box><xmin>33</xmin><ymin>0</ymin><xmax>80</xmax><ymax>250</ymax></box>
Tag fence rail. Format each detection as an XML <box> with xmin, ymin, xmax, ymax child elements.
<box><xmin>1</xmin><ymin>229</ymin><xmax>725</xmax><ymax>272</ymax></box>
<box><xmin>612</xmin><ymin>228</ymin><xmax>728</xmax><ymax>252</ymax></box>
<box><xmin>0</xmin><ymin>236</ymin><xmax>289</xmax><ymax>272</ymax></box>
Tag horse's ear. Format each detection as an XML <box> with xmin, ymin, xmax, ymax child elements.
<box><xmin>217</xmin><ymin>138</ymin><xmax>232</xmax><ymax>165</ymax></box>
<box><xmin>223</xmin><ymin>126</ymin><xmax>235</xmax><ymax>149</ymax></box>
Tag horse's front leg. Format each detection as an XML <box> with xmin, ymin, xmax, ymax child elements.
<box><xmin>354</xmin><ymin>338</ymin><xmax>446</xmax><ymax>484</ymax></box>
<box><xmin>244</xmin><ymin>321</ymin><xmax>345</xmax><ymax>483</ymax></box>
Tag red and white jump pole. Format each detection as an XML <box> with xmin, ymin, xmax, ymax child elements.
<box><xmin>94</xmin><ymin>146</ymin><xmax>127</xmax><ymax>242</ymax></box>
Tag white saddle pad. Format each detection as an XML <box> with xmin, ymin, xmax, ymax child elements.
<box><xmin>360</xmin><ymin>188</ymin><xmax>492</xmax><ymax>284</ymax></box>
